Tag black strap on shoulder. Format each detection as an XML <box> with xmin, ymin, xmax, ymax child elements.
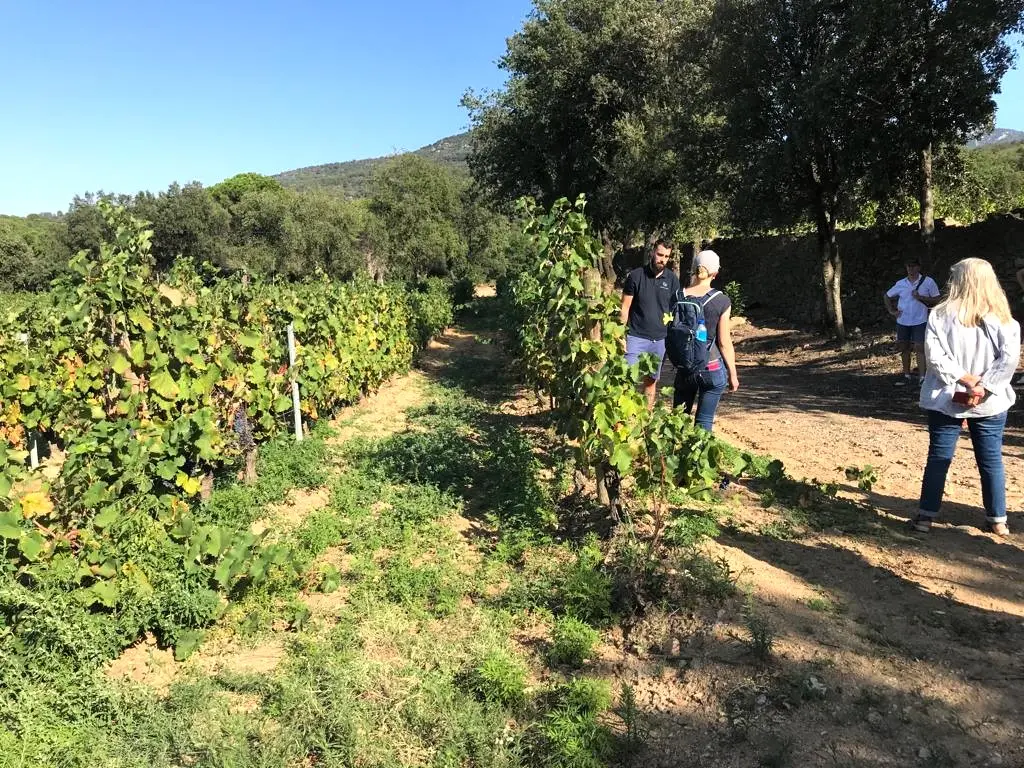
<box><xmin>700</xmin><ymin>289</ymin><xmax>721</xmax><ymax>307</ymax></box>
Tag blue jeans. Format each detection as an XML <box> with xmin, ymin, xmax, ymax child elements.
<box><xmin>673</xmin><ymin>364</ymin><xmax>727</xmax><ymax>432</ymax></box>
<box><xmin>919</xmin><ymin>409</ymin><xmax>1007</xmax><ymax>523</ymax></box>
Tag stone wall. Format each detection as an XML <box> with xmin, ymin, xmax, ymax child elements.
<box><xmin>702</xmin><ymin>213</ymin><xmax>1024</xmax><ymax>328</ymax></box>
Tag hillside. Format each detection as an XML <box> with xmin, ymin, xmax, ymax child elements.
<box><xmin>274</xmin><ymin>132</ymin><xmax>472</xmax><ymax>197</ymax></box>
<box><xmin>966</xmin><ymin>126</ymin><xmax>1024</xmax><ymax>148</ymax></box>
<box><xmin>273</xmin><ymin>126</ymin><xmax>1021</xmax><ymax>199</ymax></box>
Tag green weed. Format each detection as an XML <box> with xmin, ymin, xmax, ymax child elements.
<box><xmin>549</xmin><ymin>616</ymin><xmax>600</xmax><ymax>667</ymax></box>
<box><xmin>465</xmin><ymin>649</ymin><xmax>529</xmax><ymax>709</ymax></box>
<box><xmin>527</xmin><ymin>678</ymin><xmax>616</xmax><ymax>768</ymax></box>
<box><xmin>743</xmin><ymin>596</ymin><xmax>776</xmax><ymax>661</ymax></box>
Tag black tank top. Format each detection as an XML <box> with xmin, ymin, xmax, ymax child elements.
<box><xmin>684</xmin><ymin>289</ymin><xmax>732</xmax><ymax>361</ymax></box>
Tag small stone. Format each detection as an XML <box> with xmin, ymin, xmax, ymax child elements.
<box><xmin>987</xmin><ymin>754</ymin><xmax>1004</xmax><ymax>767</ymax></box>
<box><xmin>918</xmin><ymin>747</ymin><xmax>932</xmax><ymax>760</ymax></box>
<box><xmin>867</xmin><ymin>710</ymin><xmax>883</xmax><ymax>725</ymax></box>
<box><xmin>756</xmin><ymin>694</ymin><xmax>768</xmax><ymax>706</ymax></box>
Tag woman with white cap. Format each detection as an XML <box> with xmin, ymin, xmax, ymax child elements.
<box><xmin>672</xmin><ymin>249</ymin><xmax>739</xmax><ymax>431</ymax></box>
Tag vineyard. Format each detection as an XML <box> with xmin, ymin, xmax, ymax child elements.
<box><xmin>2</xmin><ymin>199</ymin><xmax>1023</xmax><ymax>767</ymax></box>
<box><xmin>0</xmin><ymin>203</ymin><xmax>453</xmax><ymax>666</ymax></box>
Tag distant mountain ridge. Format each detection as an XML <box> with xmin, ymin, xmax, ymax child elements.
<box><xmin>274</xmin><ymin>132</ymin><xmax>471</xmax><ymax>198</ymax></box>
<box><xmin>967</xmin><ymin>127</ymin><xmax>1024</xmax><ymax>148</ymax></box>
<box><xmin>274</xmin><ymin>126</ymin><xmax>1021</xmax><ymax>198</ymax></box>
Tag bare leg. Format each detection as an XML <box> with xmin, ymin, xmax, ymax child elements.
<box><xmin>914</xmin><ymin>343</ymin><xmax>927</xmax><ymax>376</ymax></box>
<box><xmin>900</xmin><ymin>343</ymin><xmax>912</xmax><ymax>375</ymax></box>
<box><xmin>643</xmin><ymin>378</ymin><xmax>657</xmax><ymax>411</ymax></box>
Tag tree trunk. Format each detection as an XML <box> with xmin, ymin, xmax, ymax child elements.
<box><xmin>816</xmin><ymin>210</ymin><xmax>845</xmax><ymax>340</ymax></box>
<box><xmin>243</xmin><ymin>448</ymin><xmax>258</xmax><ymax>485</ymax></box>
<box><xmin>919</xmin><ymin>143</ymin><xmax>935</xmax><ymax>249</ymax></box>
<box><xmin>599</xmin><ymin>230</ymin><xmax>616</xmax><ymax>283</ymax></box>
<box><xmin>583</xmin><ymin>265</ymin><xmax>618</xmax><ymax>514</ymax></box>
<box><xmin>200</xmin><ymin>471</ymin><xmax>215</xmax><ymax>501</ymax></box>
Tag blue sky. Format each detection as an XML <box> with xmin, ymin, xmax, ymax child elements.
<box><xmin>0</xmin><ymin>3</ymin><xmax>1021</xmax><ymax>216</ymax></box>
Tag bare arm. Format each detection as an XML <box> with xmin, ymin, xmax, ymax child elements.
<box><xmin>619</xmin><ymin>294</ymin><xmax>633</xmax><ymax>326</ymax></box>
<box><xmin>717</xmin><ymin>308</ymin><xmax>739</xmax><ymax>391</ymax></box>
<box><xmin>883</xmin><ymin>293</ymin><xmax>900</xmax><ymax>317</ymax></box>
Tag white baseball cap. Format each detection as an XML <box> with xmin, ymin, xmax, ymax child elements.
<box><xmin>693</xmin><ymin>249</ymin><xmax>721</xmax><ymax>274</ymax></box>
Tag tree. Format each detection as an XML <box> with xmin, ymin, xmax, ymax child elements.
<box><xmin>368</xmin><ymin>155</ymin><xmax>468</xmax><ymax>281</ymax></box>
<box><xmin>0</xmin><ymin>224</ymin><xmax>39</xmax><ymax>292</ymax></box>
<box><xmin>63</xmin><ymin>192</ymin><xmax>130</xmax><ymax>256</ymax></box>
<box><xmin>463</xmin><ymin>0</ymin><xmax>718</xmax><ymax>275</ymax></box>
<box><xmin>459</xmin><ymin>185</ymin><xmax>524</xmax><ymax>282</ymax></box>
<box><xmin>0</xmin><ymin>215</ymin><xmax>71</xmax><ymax>291</ymax></box>
<box><xmin>209</xmin><ymin>173</ymin><xmax>285</xmax><ymax>207</ymax></box>
<box><xmin>859</xmin><ymin>0</ymin><xmax>1024</xmax><ymax>244</ymax></box>
<box><xmin>281</xmin><ymin>192</ymin><xmax>365</xmax><ymax>279</ymax></box>
<box><xmin>132</xmin><ymin>183</ymin><xmax>231</xmax><ymax>270</ymax></box>
<box><xmin>712</xmin><ymin>0</ymin><xmax>898</xmax><ymax>338</ymax></box>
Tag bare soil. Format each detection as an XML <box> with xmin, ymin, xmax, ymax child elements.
<box><xmin>616</xmin><ymin>316</ymin><xmax>1024</xmax><ymax>767</ymax></box>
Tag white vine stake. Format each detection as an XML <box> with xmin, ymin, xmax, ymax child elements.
<box><xmin>18</xmin><ymin>331</ymin><xmax>40</xmax><ymax>469</ymax></box>
<box><xmin>287</xmin><ymin>323</ymin><xmax>303</xmax><ymax>442</ymax></box>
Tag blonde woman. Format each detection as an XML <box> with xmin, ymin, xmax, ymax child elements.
<box><xmin>913</xmin><ymin>258</ymin><xmax>1020</xmax><ymax>536</ymax></box>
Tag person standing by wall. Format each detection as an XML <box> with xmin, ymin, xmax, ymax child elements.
<box><xmin>671</xmin><ymin>250</ymin><xmax>739</xmax><ymax>431</ymax></box>
<box><xmin>912</xmin><ymin>258</ymin><xmax>1020</xmax><ymax>536</ymax></box>
<box><xmin>884</xmin><ymin>258</ymin><xmax>941</xmax><ymax>385</ymax></box>
<box><xmin>620</xmin><ymin>239</ymin><xmax>680</xmax><ymax>410</ymax></box>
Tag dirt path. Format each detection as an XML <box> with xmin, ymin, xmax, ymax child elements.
<box><xmin>690</xmin><ymin>317</ymin><xmax>1024</xmax><ymax>767</ymax></box>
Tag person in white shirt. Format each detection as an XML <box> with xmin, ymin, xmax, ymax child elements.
<box><xmin>884</xmin><ymin>258</ymin><xmax>941</xmax><ymax>385</ymax></box>
<box><xmin>912</xmin><ymin>257</ymin><xmax>1020</xmax><ymax>536</ymax></box>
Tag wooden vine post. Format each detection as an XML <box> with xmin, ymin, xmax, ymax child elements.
<box><xmin>583</xmin><ymin>266</ymin><xmax>614</xmax><ymax>510</ymax></box>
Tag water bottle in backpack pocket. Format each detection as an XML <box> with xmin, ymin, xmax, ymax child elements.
<box><xmin>665</xmin><ymin>289</ymin><xmax>720</xmax><ymax>376</ymax></box>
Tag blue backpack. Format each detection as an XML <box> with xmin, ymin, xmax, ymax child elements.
<box><xmin>666</xmin><ymin>289</ymin><xmax>720</xmax><ymax>375</ymax></box>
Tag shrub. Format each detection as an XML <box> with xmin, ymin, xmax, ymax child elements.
<box><xmin>407</xmin><ymin>277</ymin><xmax>455</xmax><ymax>349</ymax></box>
<box><xmin>723</xmin><ymin>280</ymin><xmax>747</xmax><ymax>317</ymax></box>
<box><xmin>465</xmin><ymin>649</ymin><xmax>528</xmax><ymax>709</ymax></box>
<box><xmin>549</xmin><ymin>617</ymin><xmax>600</xmax><ymax>667</ymax></box>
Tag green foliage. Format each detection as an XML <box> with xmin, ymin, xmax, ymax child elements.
<box><xmin>663</xmin><ymin>509</ymin><xmax>721</xmax><ymax>548</ymax></box>
<box><xmin>464</xmin><ymin>0</ymin><xmax>721</xmax><ymax>241</ymax></box>
<box><xmin>844</xmin><ymin>464</ymin><xmax>879</xmax><ymax>492</ymax></box>
<box><xmin>504</xmin><ymin>196</ymin><xmax>731</xmax><ymax>508</ymax></box>
<box><xmin>615</xmin><ymin>683</ymin><xmax>649</xmax><ymax>757</ymax></box>
<box><xmin>0</xmin><ymin>216</ymin><xmax>69</xmax><ymax>291</ymax></box>
<box><xmin>549</xmin><ymin>616</ymin><xmax>600</xmax><ymax>667</ymax></box>
<box><xmin>369</xmin><ymin>155</ymin><xmax>469</xmax><ymax>281</ymax></box>
<box><xmin>407</xmin><ymin>277</ymin><xmax>455</xmax><ymax>349</ymax></box>
<box><xmin>208</xmin><ymin>172</ymin><xmax>284</xmax><ymax>206</ymax></box>
<box><xmin>528</xmin><ymin>678</ymin><xmax>616</xmax><ymax>768</ymax></box>
<box><xmin>466</xmin><ymin>649</ymin><xmax>529</xmax><ymax>708</ymax></box>
<box><xmin>931</xmin><ymin>142</ymin><xmax>1024</xmax><ymax>222</ymax></box>
<box><xmin>722</xmin><ymin>281</ymin><xmax>747</xmax><ymax>318</ymax></box>
<box><xmin>274</xmin><ymin>132</ymin><xmax>472</xmax><ymax>197</ymax></box>
<box><xmin>500</xmin><ymin>539</ymin><xmax>614</xmax><ymax>626</ymax></box>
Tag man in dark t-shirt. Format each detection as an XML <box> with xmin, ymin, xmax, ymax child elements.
<box><xmin>620</xmin><ymin>239</ymin><xmax>680</xmax><ymax>409</ymax></box>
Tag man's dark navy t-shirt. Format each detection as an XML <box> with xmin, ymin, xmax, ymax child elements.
<box><xmin>623</xmin><ymin>264</ymin><xmax>680</xmax><ymax>341</ymax></box>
